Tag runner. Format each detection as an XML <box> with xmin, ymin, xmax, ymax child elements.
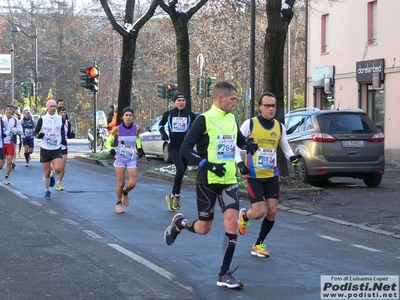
<box><xmin>20</xmin><ymin>108</ymin><xmax>37</xmax><ymax>167</ymax></box>
<box><xmin>56</xmin><ymin>106</ymin><xmax>75</xmax><ymax>191</ymax></box>
<box><xmin>105</xmin><ymin>107</ymin><xmax>145</xmax><ymax>213</ymax></box>
<box><xmin>159</xmin><ymin>92</ymin><xmax>197</xmax><ymax>211</ymax></box>
<box><xmin>164</xmin><ymin>81</ymin><xmax>255</xmax><ymax>289</ymax></box>
<box><xmin>1</xmin><ymin>104</ymin><xmax>22</xmax><ymax>185</ymax></box>
<box><xmin>33</xmin><ymin>99</ymin><xmax>66</xmax><ymax>199</ymax></box>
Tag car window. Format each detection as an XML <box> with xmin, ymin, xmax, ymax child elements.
<box><xmin>286</xmin><ymin>115</ymin><xmax>305</xmax><ymax>134</ymax></box>
<box><xmin>304</xmin><ymin>116</ymin><xmax>314</xmax><ymax>131</ymax></box>
<box><xmin>318</xmin><ymin>114</ymin><xmax>374</xmax><ymax>134</ymax></box>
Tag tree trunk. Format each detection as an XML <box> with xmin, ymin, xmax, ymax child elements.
<box><xmin>264</xmin><ymin>0</ymin><xmax>296</xmax><ymax>176</ymax></box>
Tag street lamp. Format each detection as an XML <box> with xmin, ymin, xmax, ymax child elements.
<box><xmin>10</xmin><ymin>26</ymin><xmax>38</xmax><ymax>109</ymax></box>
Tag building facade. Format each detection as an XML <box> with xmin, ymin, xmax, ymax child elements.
<box><xmin>307</xmin><ymin>0</ymin><xmax>400</xmax><ymax>159</ymax></box>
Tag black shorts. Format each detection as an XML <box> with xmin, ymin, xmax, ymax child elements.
<box><xmin>196</xmin><ymin>183</ymin><xmax>240</xmax><ymax>221</ymax></box>
<box><xmin>40</xmin><ymin>147</ymin><xmax>62</xmax><ymax>163</ymax></box>
<box><xmin>246</xmin><ymin>176</ymin><xmax>280</xmax><ymax>203</ymax></box>
<box><xmin>61</xmin><ymin>148</ymin><xmax>68</xmax><ymax>155</ymax></box>
<box><xmin>0</xmin><ymin>147</ymin><xmax>3</xmax><ymax>160</ymax></box>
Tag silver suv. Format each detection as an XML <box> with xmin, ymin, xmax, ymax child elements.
<box><xmin>285</xmin><ymin>108</ymin><xmax>385</xmax><ymax>187</ymax></box>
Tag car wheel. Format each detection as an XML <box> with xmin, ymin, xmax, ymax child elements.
<box><xmin>363</xmin><ymin>175</ymin><xmax>382</xmax><ymax>187</ymax></box>
<box><xmin>163</xmin><ymin>143</ymin><xmax>172</xmax><ymax>163</ymax></box>
<box><xmin>295</xmin><ymin>157</ymin><xmax>312</xmax><ymax>184</ymax></box>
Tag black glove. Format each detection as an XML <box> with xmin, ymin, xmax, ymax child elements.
<box><xmin>2</xmin><ymin>132</ymin><xmax>6</xmax><ymax>138</ymax></box>
<box><xmin>137</xmin><ymin>148</ymin><xmax>145</xmax><ymax>158</ymax></box>
<box><xmin>290</xmin><ymin>155</ymin><xmax>300</xmax><ymax>166</ymax></box>
<box><xmin>237</xmin><ymin>161</ymin><xmax>249</xmax><ymax>175</ymax></box>
<box><xmin>204</xmin><ymin>161</ymin><xmax>226</xmax><ymax>177</ymax></box>
<box><xmin>110</xmin><ymin>149</ymin><xmax>116</xmax><ymax>156</ymax></box>
<box><xmin>246</xmin><ymin>138</ymin><xmax>258</xmax><ymax>155</ymax></box>
<box><xmin>161</xmin><ymin>133</ymin><xmax>169</xmax><ymax>141</ymax></box>
<box><xmin>36</xmin><ymin>132</ymin><xmax>45</xmax><ymax>139</ymax></box>
<box><xmin>67</xmin><ymin>131</ymin><xmax>76</xmax><ymax>139</ymax></box>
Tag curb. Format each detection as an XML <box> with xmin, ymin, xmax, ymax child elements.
<box><xmin>142</xmin><ymin>169</ymin><xmax>323</xmax><ymax>196</ymax></box>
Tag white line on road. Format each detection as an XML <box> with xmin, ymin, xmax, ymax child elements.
<box><xmin>29</xmin><ymin>201</ymin><xmax>42</xmax><ymax>206</ymax></box>
<box><xmin>45</xmin><ymin>209</ymin><xmax>58</xmax><ymax>215</ymax></box>
<box><xmin>319</xmin><ymin>235</ymin><xmax>342</xmax><ymax>242</ymax></box>
<box><xmin>83</xmin><ymin>230</ymin><xmax>102</xmax><ymax>239</ymax></box>
<box><xmin>108</xmin><ymin>243</ymin><xmax>193</xmax><ymax>292</ymax></box>
<box><xmin>2</xmin><ymin>184</ymin><xmax>28</xmax><ymax>198</ymax></box>
<box><xmin>351</xmin><ymin>244</ymin><xmax>381</xmax><ymax>252</ymax></box>
<box><xmin>62</xmin><ymin>219</ymin><xmax>79</xmax><ymax>225</ymax></box>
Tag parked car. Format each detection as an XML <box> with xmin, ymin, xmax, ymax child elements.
<box><xmin>284</xmin><ymin>108</ymin><xmax>385</xmax><ymax>187</ymax></box>
<box><xmin>140</xmin><ymin>117</ymin><xmax>171</xmax><ymax>163</ymax></box>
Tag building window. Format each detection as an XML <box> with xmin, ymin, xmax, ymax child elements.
<box><xmin>368</xmin><ymin>1</ymin><xmax>378</xmax><ymax>45</ymax></box>
<box><xmin>321</xmin><ymin>14</ymin><xmax>329</xmax><ymax>53</ymax></box>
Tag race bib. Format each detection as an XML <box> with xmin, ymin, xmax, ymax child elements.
<box><xmin>46</xmin><ymin>134</ymin><xmax>58</xmax><ymax>146</ymax></box>
<box><xmin>25</xmin><ymin>128</ymin><xmax>33</xmax><ymax>138</ymax></box>
<box><xmin>172</xmin><ymin>117</ymin><xmax>188</xmax><ymax>133</ymax></box>
<box><xmin>216</xmin><ymin>134</ymin><xmax>235</xmax><ymax>160</ymax></box>
<box><xmin>117</xmin><ymin>145</ymin><xmax>136</xmax><ymax>160</ymax></box>
<box><xmin>256</xmin><ymin>148</ymin><xmax>276</xmax><ymax>169</ymax></box>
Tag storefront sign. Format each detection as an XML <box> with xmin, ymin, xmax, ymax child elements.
<box><xmin>312</xmin><ymin>65</ymin><xmax>335</xmax><ymax>87</ymax></box>
<box><xmin>356</xmin><ymin>58</ymin><xmax>385</xmax><ymax>83</ymax></box>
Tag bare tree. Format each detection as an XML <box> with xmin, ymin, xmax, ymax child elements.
<box><xmin>99</xmin><ymin>0</ymin><xmax>159</xmax><ymax>123</ymax></box>
<box><xmin>158</xmin><ymin>0</ymin><xmax>208</xmax><ymax>111</ymax></box>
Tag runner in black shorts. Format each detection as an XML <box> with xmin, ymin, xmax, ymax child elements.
<box><xmin>164</xmin><ymin>81</ymin><xmax>254</xmax><ymax>289</ymax></box>
<box><xmin>34</xmin><ymin>98</ymin><xmax>66</xmax><ymax>200</ymax></box>
<box><xmin>237</xmin><ymin>92</ymin><xmax>299</xmax><ymax>258</ymax></box>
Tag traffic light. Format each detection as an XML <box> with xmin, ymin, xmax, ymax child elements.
<box><xmin>206</xmin><ymin>77</ymin><xmax>217</xmax><ymax>97</ymax></box>
<box><xmin>80</xmin><ymin>66</ymin><xmax>99</xmax><ymax>92</ymax></box>
<box><xmin>80</xmin><ymin>67</ymin><xmax>89</xmax><ymax>89</ymax></box>
<box><xmin>87</xmin><ymin>66</ymin><xmax>99</xmax><ymax>92</ymax></box>
<box><xmin>21</xmin><ymin>82</ymin><xmax>30</xmax><ymax>97</ymax></box>
<box><xmin>172</xmin><ymin>84</ymin><xmax>178</xmax><ymax>99</ymax></box>
<box><xmin>166</xmin><ymin>83</ymin><xmax>173</xmax><ymax>99</ymax></box>
<box><xmin>157</xmin><ymin>83</ymin><xmax>166</xmax><ymax>98</ymax></box>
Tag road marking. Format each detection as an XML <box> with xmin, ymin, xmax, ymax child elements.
<box><xmin>29</xmin><ymin>201</ymin><xmax>42</xmax><ymax>207</ymax></box>
<box><xmin>83</xmin><ymin>230</ymin><xmax>102</xmax><ymax>239</ymax></box>
<box><xmin>45</xmin><ymin>209</ymin><xmax>58</xmax><ymax>215</ymax></box>
<box><xmin>351</xmin><ymin>244</ymin><xmax>381</xmax><ymax>252</ymax></box>
<box><xmin>108</xmin><ymin>243</ymin><xmax>193</xmax><ymax>292</ymax></box>
<box><xmin>2</xmin><ymin>185</ymin><xmax>28</xmax><ymax>198</ymax></box>
<box><xmin>62</xmin><ymin>218</ymin><xmax>78</xmax><ymax>225</ymax></box>
<box><xmin>319</xmin><ymin>235</ymin><xmax>342</xmax><ymax>242</ymax></box>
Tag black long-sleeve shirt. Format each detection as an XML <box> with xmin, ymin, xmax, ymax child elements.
<box><xmin>158</xmin><ymin>107</ymin><xmax>197</xmax><ymax>151</ymax></box>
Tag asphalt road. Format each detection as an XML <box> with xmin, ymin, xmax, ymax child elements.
<box><xmin>1</xmin><ymin>144</ymin><xmax>399</xmax><ymax>299</ymax></box>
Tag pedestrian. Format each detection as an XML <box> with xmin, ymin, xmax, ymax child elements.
<box><xmin>159</xmin><ymin>92</ymin><xmax>197</xmax><ymax>211</ymax></box>
<box><xmin>56</xmin><ymin>106</ymin><xmax>75</xmax><ymax>191</ymax></box>
<box><xmin>33</xmin><ymin>99</ymin><xmax>66</xmax><ymax>199</ymax></box>
<box><xmin>20</xmin><ymin>108</ymin><xmax>37</xmax><ymax>167</ymax></box>
<box><xmin>237</xmin><ymin>92</ymin><xmax>299</xmax><ymax>258</ymax></box>
<box><xmin>57</xmin><ymin>99</ymin><xmax>69</xmax><ymax>120</ymax></box>
<box><xmin>107</xmin><ymin>104</ymin><xmax>115</xmax><ymax>130</ymax></box>
<box><xmin>1</xmin><ymin>104</ymin><xmax>23</xmax><ymax>185</ymax></box>
<box><xmin>105</xmin><ymin>107</ymin><xmax>145</xmax><ymax>214</ymax></box>
<box><xmin>57</xmin><ymin>99</ymin><xmax>64</xmax><ymax>107</ymax></box>
<box><xmin>164</xmin><ymin>81</ymin><xmax>254</xmax><ymax>289</ymax></box>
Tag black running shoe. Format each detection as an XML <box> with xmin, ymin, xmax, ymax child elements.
<box><xmin>217</xmin><ymin>268</ymin><xmax>244</xmax><ymax>289</ymax></box>
<box><xmin>164</xmin><ymin>213</ymin><xmax>184</xmax><ymax>246</ymax></box>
